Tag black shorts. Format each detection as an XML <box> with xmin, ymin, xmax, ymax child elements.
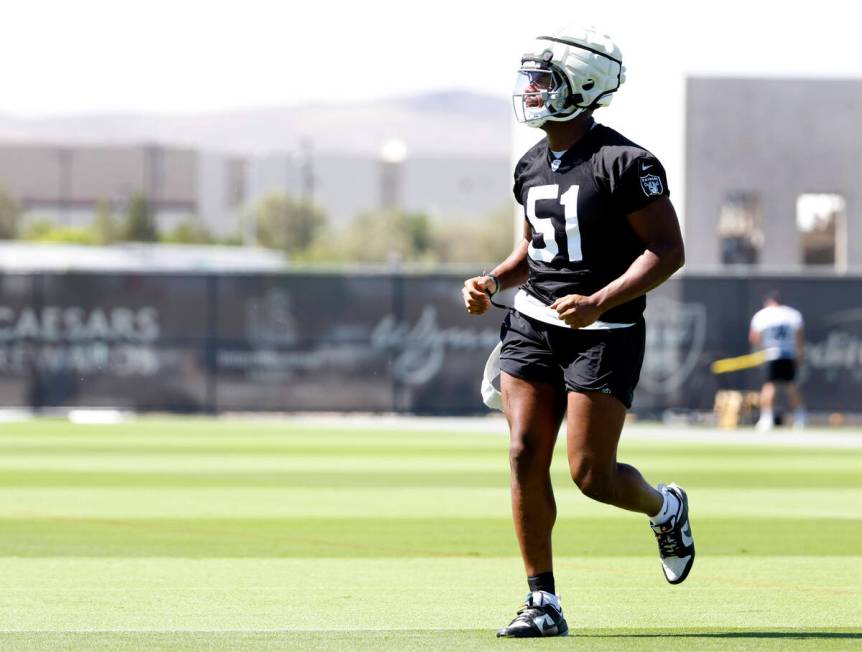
<box><xmin>498</xmin><ymin>309</ymin><xmax>646</xmax><ymax>409</ymax></box>
<box><xmin>766</xmin><ymin>359</ymin><xmax>796</xmax><ymax>382</ymax></box>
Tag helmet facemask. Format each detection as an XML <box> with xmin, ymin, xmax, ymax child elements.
<box><xmin>512</xmin><ymin>53</ymin><xmax>578</xmax><ymax>127</ymax></box>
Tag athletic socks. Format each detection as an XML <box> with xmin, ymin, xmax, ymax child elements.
<box><xmin>527</xmin><ymin>572</ymin><xmax>556</xmax><ymax>595</ymax></box>
<box><xmin>757</xmin><ymin>408</ymin><xmax>807</xmax><ymax>429</ymax></box>
<box><xmin>757</xmin><ymin>409</ymin><xmax>774</xmax><ymax>431</ymax></box>
<box><xmin>649</xmin><ymin>485</ymin><xmax>681</xmax><ymax>526</ymax></box>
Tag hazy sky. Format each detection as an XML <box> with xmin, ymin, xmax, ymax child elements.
<box><xmin>3</xmin><ymin>0</ymin><xmax>861</xmax><ymax>211</ymax></box>
<box><xmin>6</xmin><ymin>0</ymin><xmax>860</xmax><ymax>117</ymax></box>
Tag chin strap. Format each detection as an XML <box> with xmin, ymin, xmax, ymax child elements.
<box><xmin>483</xmin><ymin>272</ymin><xmax>509</xmax><ymax>310</ymax></box>
<box><xmin>484</xmin><ymin>290</ymin><xmax>508</xmax><ymax>310</ymax></box>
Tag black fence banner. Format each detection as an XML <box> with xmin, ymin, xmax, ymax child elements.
<box><xmin>1</xmin><ymin>272</ymin><xmax>860</xmax><ymax>415</ymax></box>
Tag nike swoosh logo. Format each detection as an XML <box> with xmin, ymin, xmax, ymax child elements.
<box><xmin>641</xmin><ymin>162</ymin><xmax>653</xmax><ymax>171</ymax></box>
<box><xmin>681</xmin><ymin>524</ymin><xmax>693</xmax><ymax>546</ymax></box>
<box><xmin>533</xmin><ymin>614</ymin><xmax>553</xmax><ymax>630</ymax></box>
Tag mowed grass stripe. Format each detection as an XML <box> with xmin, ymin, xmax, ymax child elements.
<box><xmin>1</xmin><ymin>436</ymin><xmax>860</xmax><ymax>460</ymax></box>
<box><xmin>2</xmin><ymin>629</ymin><xmax>860</xmax><ymax>652</ymax></box>
<box><xmin>0</xmin><ymin>427</ymin><xmax>510</xmax><ymax>452</ymax></box>
<box><xmin>2</xmin><ymin>452</ymin><xmax>862</xmax><ymax>475</ymax></box>
<box><xmin>2</xmin><ymin>415</ymin><xmax>861</xmax><ymax>442</ymax></box>
<box><xmin>0</xmin><ymin>454</ymin><xmax>514</xmax><ymax>473</ymax></box>
<box><xmin>4</xmin><ymin>468</ymin><xmax>862</xmax><ymax>489</ymax></box>
<box><xmin>0</xmin><ymin>557</ymin><xmax>858</xmax><ymax>635</ymax></box>
<box><xmin>2</xmin><ymin>437</ymin><xmax>861</xmax><ymax>480</ymax></box>
<box><xmin>0</xmin><ymin>442</ymin><xmax>507</xmax><ymax>456</ymax></box>
<box><xmin>1</xmin><ymin>516</ymin><xmax>860</xmax><ymax>557</ymax></box>
<box><xmin>2</xmin><ymin>487</ymin><xmax>861</xmax><ymax>519</ymax></box>
<box><xmin>2</xmin><ymin>423</ymin><xmax>862</xmax><ymax>458</ymax></box>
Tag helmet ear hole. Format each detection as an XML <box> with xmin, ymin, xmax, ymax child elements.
<box><xmin>582</xmin><ymin>80</ymin><xmax>595</xmax><ymax>90</ymax></box>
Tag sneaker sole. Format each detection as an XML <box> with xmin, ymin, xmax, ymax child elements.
<box><xmin>496</xmin><ymin>618</ymin><xmax>569</xmax><ymax>638</ymax></box>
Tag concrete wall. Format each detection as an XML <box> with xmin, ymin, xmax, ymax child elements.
<box><xmin>685</xmin><ymin>77</ymin><xmax>862</xmax><ymax>270</ymax></box>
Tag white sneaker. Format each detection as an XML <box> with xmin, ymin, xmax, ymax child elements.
<box><xmin>651</xmin><ymin>484</ymin><xmax>695</xmax><ymax>584</ymax></box>
<box><xmin>497</xmin><ymin>591</ymin><xmax>569</xmax><ymax>638</ymax></box>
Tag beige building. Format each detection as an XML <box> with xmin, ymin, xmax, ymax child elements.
<box><xmin>0</xmin><ymin>143</ymin><xmax>244</xmax><ymax>236</ymax></box>
<box><xmin>0</xmin><ymin>142</ymin><xmax>510</xmax><ymax>239</ymax></box>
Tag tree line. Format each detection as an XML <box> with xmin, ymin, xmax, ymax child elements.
<box><xmin>0</xmin><ymin>186</ymin><xmax>515</xmax><ymax>264</ymax></box>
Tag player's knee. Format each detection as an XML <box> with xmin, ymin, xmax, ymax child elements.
<box><xmin>571</xmin><ymin>465</ymin><xmax>616</xmax><ymax>503</ymax></box>
<box><xmin>508</xmin><ymin>433</ymin><xmax>544</xmax><ymax>476</ymax></box>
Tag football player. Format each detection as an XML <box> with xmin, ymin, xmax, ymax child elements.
<box><xmin>462</xmin><ymin>26</ymin><xmax>693</xmax><ymax>637</ymax></box>
<box><xmin>749</xmin><ymin>291</ymin><xmax>806</xmax><ymax>430</ymax></box>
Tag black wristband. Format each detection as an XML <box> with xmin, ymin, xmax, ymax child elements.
<box><xmin>487</xmin><ymin>274</ymin><xmax>501</xmax><ymax>297</ymax></box>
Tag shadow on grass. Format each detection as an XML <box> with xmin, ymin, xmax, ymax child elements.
<box><xmin>585</xmin><ymin>631</ymin><xmax>862</xmax><ymax>640</ymax></box>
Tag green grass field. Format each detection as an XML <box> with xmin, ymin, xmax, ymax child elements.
<box><xmin>0</xmin><ymin>417</ymin><xmax>860</xmax><ymax>650</ymax></box>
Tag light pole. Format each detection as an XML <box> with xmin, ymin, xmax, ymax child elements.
<box><xmin>379</xmin><ymin>138</ymin><xmax>407</xmax><ymax>211</ymax></box>
<box><xmin>57</xmin><ymin>148</ymin><xmax>71</xmax><ymax>224</ymax></box>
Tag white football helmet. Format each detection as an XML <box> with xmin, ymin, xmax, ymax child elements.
<box><xmin>513</xmin><ymin>26</ymin><xmax>625</xmax><ymax>127</ymax></box>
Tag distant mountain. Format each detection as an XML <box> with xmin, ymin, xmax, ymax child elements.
<box><xmin>0</xmin><ymin>91</ymin><xmax>511</xmax><ymax>158</ymax></box>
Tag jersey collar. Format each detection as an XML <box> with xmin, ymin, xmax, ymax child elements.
<box><xmin>545</xmin><ymin>119</ymin><xmax>598</xmax><ymax>170</ymax></box>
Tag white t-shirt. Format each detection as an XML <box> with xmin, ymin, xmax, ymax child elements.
<box><xmin>750</xmin><ymin>305</ymin><xmax>804</xmax><ymax>360</ymax></box>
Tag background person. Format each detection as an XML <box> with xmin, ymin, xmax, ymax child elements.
<box><xmin>749</xmin><ymin>291</ymin><xmax>806</xmax><ymax>430</ymax></box>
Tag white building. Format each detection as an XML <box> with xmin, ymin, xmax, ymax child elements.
<box><xmin>246</xmin><ymin>150</ymin><xmax>509</xmax><ymax>227</ymax></box>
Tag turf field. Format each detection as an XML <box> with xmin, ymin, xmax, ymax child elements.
<box><xmin>0</xmin><ymin>417</ymin><xmax>860</xmax><ymax>650</ymax></box>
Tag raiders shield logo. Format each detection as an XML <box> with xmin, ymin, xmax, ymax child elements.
<box><xmin>640</xmin><ymin>174</ymin><xmax>663</xmax><ymax>197</ymax></box>
<box><xmin>640</xmin><ymin>296</ymin><xmax>707</xmax><ymax>395</ymax></box>
<box><xmin>550</xmin><ymin>159</ymin><xmax>561</xmax><ymax>172</ymax></box>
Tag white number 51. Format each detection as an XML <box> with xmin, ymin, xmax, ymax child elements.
<box><xmin>525</xmin><ymin>184</ymin><xmax>582</xmax><ymax>263</ymax></box>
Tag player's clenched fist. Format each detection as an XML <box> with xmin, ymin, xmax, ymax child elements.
<box><xmin>462</xmin><ymin>276</ymin><xmax>496</xmax><ymax>315</ymax></box>
<box><xmin>550</xmin><ymin>293</ymin><xmax>602</xmax><ymax>328</ymax></box>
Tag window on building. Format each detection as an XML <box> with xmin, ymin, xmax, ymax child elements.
<box><xmin>718</xmin><ymin>192</ymin><xmax>763</xmax><ymax>265</ymax></box>
<box><xmin>797</xmin><ymin>194</ymin><xmax>847</xmax><ymax>271</ymax></box>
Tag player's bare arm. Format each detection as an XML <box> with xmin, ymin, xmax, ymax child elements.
<box><xmin>462</xmin><ymin>223</ymin><xmax>530</xmax><ymax>315</ymax></box>
<box><xmin>750</xmin><ymin>327</ymin><xmax>762</xmax><ymax>348</ymax></box>
<box><xmin>551</xmin><ymin>196</ymin><xmax>684</xmax><ymax>327</ymax></box>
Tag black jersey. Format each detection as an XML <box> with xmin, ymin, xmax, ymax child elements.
<box><xmin>513</xmin><ymin>121</ymin><xmax>670</xmax><ymax>324</ymax></box>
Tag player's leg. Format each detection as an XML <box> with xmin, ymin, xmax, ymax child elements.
<box><xmin>758</xmin><ymin>379</ymin><xmax>776</xmax><ymax>430</ymax></box>
<box><xmin>786</xmin><ymin>363</ymin><xmax>806</xmax><ymax>428</ymax></box>
<box><xmin>565</xmin><ymin>390</ymin><xmax>661</xmax><ymax>514</ymax></box>
<box><xmin>790</xmin><ymin>390</ymin><xmax>807</xmax><ymax>428</ymax></box>
<box><xmin>555</xmin><ymin>323</ymin><xmax>660</xmax><ymax>514</ymax></box>
<box><xmin>565</xmin><ymin>390</ymin><xmax>694</xmax><ymax>583</ymax></box>
<box><xmin>760</xmin><ymin>380</ymin><xmax>776</xmax><ymax>410</ymax></box>
<box><xmin>786</xmin><ymin>383</ymin><xmax>802</xmax><ymax>410</ymax></box>
<box><xmin>496</xmin><ymin>377</ymin><xmax>568</xmax><ymax>638</ymax></box>
<box><xmin>557</xmin><ymin>323</ymin><xmax>694</xmax><ymax>584</ymax></box>
<box><xmin>502</xmin><ymin>372</ymin><xmax>566</xmax><ymax>577</ymax></box>
<box><xmin>496</xmin><ymin>311</ymin><xmax>569</xmax><ymax>638</ymax></box>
